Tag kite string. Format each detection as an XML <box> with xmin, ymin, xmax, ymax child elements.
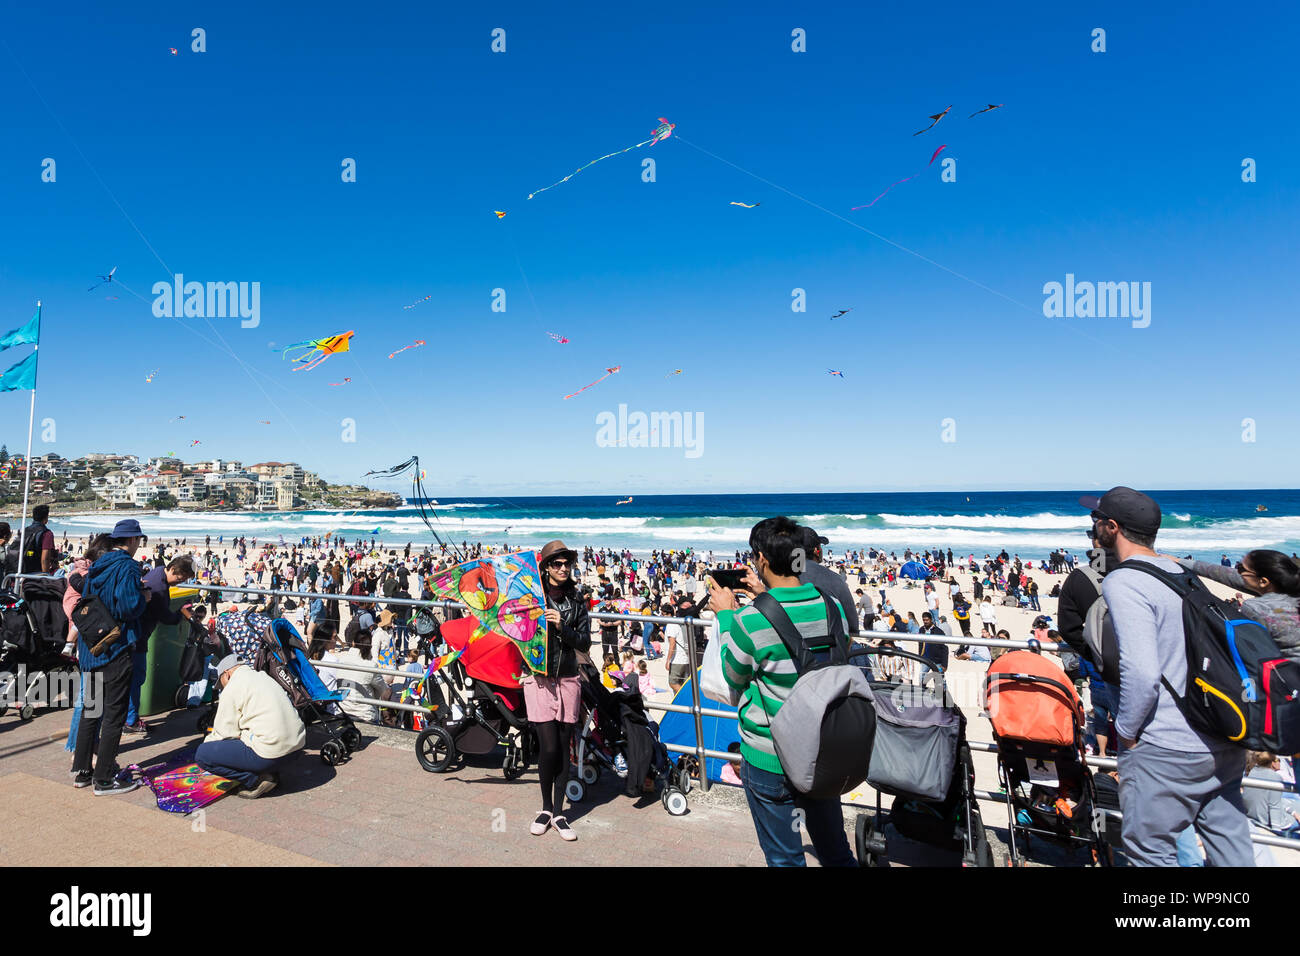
<box><xmin>528</xmin><ymin>134</ymin><xmax>657</xmax><ymax>199</ymax></box>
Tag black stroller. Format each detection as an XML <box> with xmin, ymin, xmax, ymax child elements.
<box><xmin>850</xmin><ymin>646</ymin><xmax>994</xmax><ymax>867</ymax></box>
<box><xmin>0</xmin><ymin>575</ymin><xmax>74</xmax><ymax>722</ymax></box>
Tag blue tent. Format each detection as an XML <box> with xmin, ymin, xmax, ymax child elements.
<box><xmin>898</xmin><ymin>561</ymin><xmax>931</xmax><ymax>580</ymax></box>
<box><xmin>655</xmin><ymin>671</ymin><xmax>741</xmax><ymax>782</ymax></box>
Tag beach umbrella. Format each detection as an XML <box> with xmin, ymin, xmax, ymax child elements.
<box><xmin>656</xmin><ymin>671</ymin><xmax>741</xmax><ymax>781</ymax></box>
<box><xmin>899</xmin><ymin>561</ymin><xmax>931</xmax><ymax>580</ymax></box>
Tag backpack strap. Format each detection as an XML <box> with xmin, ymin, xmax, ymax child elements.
<box><xmin>752</xmin><ymin>587</ymin><xmax>846</xmax><ymax>675</ymax></box>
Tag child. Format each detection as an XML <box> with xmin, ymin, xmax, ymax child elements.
<box><xmin>636</xmin><ymin>659</ymin><xmax>660</xmax><ymax>697</ymax></box>
<box><xmin>601</xmin><ymin>653</ymin><xmax>619</xmax><ymax>689</ymax></box>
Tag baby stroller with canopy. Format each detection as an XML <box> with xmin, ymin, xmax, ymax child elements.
<box><xmin>984</xmin><ymin>648</ymin><xmax>1111</xmax><ymax>866</ymax></box>
<box><xmin>0</xmin><ymin>575</ymin><xmax>72</xmax><ymax>722</ymax></box>
<box><xmin>568</xmin><ymin>665</ymin><xmax>691</xmax><ymax>815</ymax></box>
<box><xmin>850</xmin><ymin>646</ymin><xmax>993</xmax><ymax>867</ymax></box>
<box><xmin>414</xmin><ymin>615</ymin><xmax>536</xmax><ymax>779</ymax></box>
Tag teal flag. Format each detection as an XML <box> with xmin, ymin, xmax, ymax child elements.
<box><xmin>0</xmin><ymin>351</ymin><xmax>37</xmax><ymax>392</ymax></box>
<box><xmin>0</xmin><ymin>310</ymin><xmax>39</xmax><ymax>352</ymax></box>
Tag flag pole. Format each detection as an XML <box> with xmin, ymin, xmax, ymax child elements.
<box><xmin>14</xmin><ymin>300</ymin><xmax>39</xmax><ymax>589</ymax></box>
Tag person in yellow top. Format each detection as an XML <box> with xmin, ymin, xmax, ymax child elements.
<box><xmin>196</xmin><ymin>655</ymin><xmax>307</xmax><ymax>798</ymax></box>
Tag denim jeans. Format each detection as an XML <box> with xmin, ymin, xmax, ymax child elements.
<box><xmin>739</xmin><ymin>760</ymin><xmax>855</xmax><ymax>867</ymax></box>
<box><xmin>126</xmin><ymin>649</ymin><xmax>148</xmax><ymax>726</ymax></box>
<box><xmin>195</xmin><ymin>737</ymin><xmax>286</xmax><ymax>789</ymax></box>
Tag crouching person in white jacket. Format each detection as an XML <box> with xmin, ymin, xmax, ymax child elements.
<box><xmin>196</xmin><ymin>654</ymin><xmax>307</xmax><ymax>798</ymax></box>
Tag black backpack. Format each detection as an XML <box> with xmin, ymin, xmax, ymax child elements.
<box><xmin>68</xmin><ymin>572</ymin><xmax>125</xmax><ymax>659</ymax></box>
<box><xmin>1118</xmin><ymin>561</ymin><xmax>1300</xmax><ymax>752</ymax></box>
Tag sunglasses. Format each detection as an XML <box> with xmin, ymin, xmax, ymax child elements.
<box><xmin>1236</xmin><ymin>562</ymin><xmax>1256</xmax><ymax>577</ymax></box>
<box><xmin>547</xmin><ymin>560</ymin><xmax>572</xmax><ymax>569</ymax></box>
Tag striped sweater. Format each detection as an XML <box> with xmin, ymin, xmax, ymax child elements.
<box><xmin>718</xmin><ymin>584</ymin><xmax>849</xmax><ymax>774</ymax></box>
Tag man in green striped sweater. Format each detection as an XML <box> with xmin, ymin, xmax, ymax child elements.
<box><xmin>709</xmin><ymin>516</ymin><xmax>855</xmax><ymax>867</ymax></box>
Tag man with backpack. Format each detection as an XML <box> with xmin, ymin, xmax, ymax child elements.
<box><xmin>9</xmin><ymin>504</ymin><xmax>57</xmax><ymax>575</ymax></box>
<box><xmin>709</xmin><ymin>517</ymin><xmax>858</xmax><ymax>867</ymax></box>
<box><xmin>1087</xmin><ymin>487</ymin><xmax>1255</xmax><ymax>866</ymax></box>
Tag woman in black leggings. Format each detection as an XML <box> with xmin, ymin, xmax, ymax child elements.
<box><xmin>522</xmin><ymin>540</ymin><xmax>591</xmax><ymax>841</ymax></box>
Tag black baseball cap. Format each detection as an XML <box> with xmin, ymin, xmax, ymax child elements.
<box><xmin>1078</xmin><ymin>486</ymin><xmax>1162</xmax><ymax>536</ymax></box>
<box><xmin>800</xmin><ymin>526</ymin><xmax>829</xmax><ymax>548</ymax></box>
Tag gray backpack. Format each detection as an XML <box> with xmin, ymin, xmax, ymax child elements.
<box><xmin>1077</xmin><ymin>560</ymin><xmax>1121</xmax><ymax>685</ymax></box>
<box><xmin>754</xmin><ymin>589</ymin><xmax>877</xmax><ymax>799</ymax></box>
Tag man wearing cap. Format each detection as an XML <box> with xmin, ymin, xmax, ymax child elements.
<box><xmin>71</xmin><ymin>519</ymin><xmax>151</xmax><ymax>795</ymax></box>
<box><xmin>1085</xmin><ymin>486</ymin><xmax>1254</xmax><ymax>866</ymax></box>
<box><xmin>195</xmin><ymin>654</ymin><xmax>306</xmax><ymax>797</ymax></box>
<box><xmin>795</xmin><ymin>526</ymin><xmax>859</xmax><ymax>636</ymax></box>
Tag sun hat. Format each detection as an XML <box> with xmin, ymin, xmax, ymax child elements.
<box><xmin>538</xmin><ymin>540</ymin><xmax>577</xmax><ymax>567</ymax></box>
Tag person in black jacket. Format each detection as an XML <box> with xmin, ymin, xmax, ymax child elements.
<box><xmin>525</xmin><ymin>539</ymin><xmax>591</xmax><ymax>842</ymax></box>
<box><xmin>1057</xmin><ymin>534</ymin><xmax>1119</xmax><ymax>756</ymax></box>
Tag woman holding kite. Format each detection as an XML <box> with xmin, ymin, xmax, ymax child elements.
<box><xmin>525</xmin><ymin>539</ymin><xmax>591</xmax><ymax>842</ymax></box>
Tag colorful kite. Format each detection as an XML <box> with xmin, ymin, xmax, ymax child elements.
<box><xmin>169</xmin><ymin>415</ymin><xmax>186</xmax><ymax>422</ymax></box>
<box><xmin>494</xmin><ymin>210</ymin><xmax>507</xmax><ymax>219</ymax></box>
<box><xmin>258</xmin><ymin>420</ymin><xmax>271</xmax><ymax>425</ymax></box>
<box><xmin>403</xmin><ymin>294</ymin><xmax>434</xmax><ymax>310</ymax></box>
<box><xmin>190</xmin><ymin>439</ymin><xmax>201</xmax><ymax>446</ymax></box>
<box><xmin>831</xmin><ymin>309</ymin><xmax>851</xmax><ymax>319</ymax></box>
<box><xmin>528</xmin><ymin>118</ymin><xmax>674</xmax><ymax>200</ymax></box>
<box><xmin>616</xmin><ymin>496</ymin><xmax>634</xmax><ymax>505</ymax></box>
<box><xmin>388</xmin><ymin>339</ymin><xmax>426</xmax><ymax>359</ymax></box>
<box><xmin>145</xmin><ymin>369</ymin><xmax>159</xmax><ymax>383</ymax></box>
<box><xmin>563</xmin><ymin>366</ymin><xmax>621</xmax><ymax>400</ymax></box>
<box><xmin>968</xmin><ymin>103</ymin><xmax>1004</xmax><ymax>117</ymax></box>
<box><xmin>913</xmin><ymin>106</ymin><xmax>952</xmax><ymax>136</ymax></box>
<box><xmin>729</xmin><ymin>202</ymin><xmax>760</xmax><ymax>208</ymax></box>
<box><xmin>168</xmin><ymin>47</ymin><xmax>179</xmax><ymax>56</ymax></box>
<box><xmin>329</xmin><ymin>378</ymin><xmax>351</xmax><ymax>386</ymax></box>
<box><xmin>547</xmin><ymin>332</ymin><xmax>570</xmax><ymax>344</ymax></box>
<box><xmin>425</xmin><ymin>551</ymin><xmax>548</xmax><ymax>674</ymax></box>
<box><xmin>282</xmin><ymin>330</ymin><xmax>353</xmax><ymax>372</ymax></box>
<box><xmin>851</xmin><ymin>145</ymin><xmax>947</xmax><ymax>211</ymax></box>
<box><xmin>140</xmin><ymin>759</ymin><xmax>236</xmax><ymax>814</ymax></box>
<box><xmin>665</xmin><ymin>369</ymin><xmax>682</xmax><ymax>377</ymax></box>
<box><xmin>827</xmin><ymin>369</ymin><xmax>845</xmax><ymax>378</ymax></box>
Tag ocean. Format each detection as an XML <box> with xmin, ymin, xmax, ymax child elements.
<box><xmin>47</xmin><ymin>490</ymin><xmax>1300</xmax><ymax>560</ymax></box>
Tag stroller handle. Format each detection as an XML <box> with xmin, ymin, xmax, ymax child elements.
<box><xmin>849</xmin><ymin>645</ymin><xmax>945</xmax><ymax>674</ymax></box>
<box><xmin>983</xmin><ymin>670</ymin><xmax>1086</xmax><ymax>719</ymax></box>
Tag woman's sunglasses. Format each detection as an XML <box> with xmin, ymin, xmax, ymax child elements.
<box><xmin>547</xmin><ymin>560</ymin><xmax>572</xmax><ymax>569</ymax></box>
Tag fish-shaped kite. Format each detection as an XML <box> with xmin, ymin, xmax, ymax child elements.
<box><xmin>529</xmin><ymin>118</ymin><xmax>674</xmax><ymax>200</ymax></box>
<box><xmin>282</xmin><ymin>330</ymin><xmax>353</xmax><ymax>372</ymax></box>
<box><xmin>563</xmin><ymin>366</ymin><xmax>621</xmax><ymax>400</ymax></box>
<box><xmin>913</xmin><ymin>106</ymin><xmax>952</xmax><ymax>136</ymax></box>
<box><xmin>968</xmin><ymin>103</ymin><xmax>1003</xmax><ymax>117</ymax></box>
<box><xmin>547</xmin><ymin>332</ymin><xmax>570</xmax><ymax>344</ymax></box>
<box><xmin>388</xmin><ymin>339</ymin><xmax>426</xmax><ymax>359</ymax></box>
<box><xmin>729</xmin><ymin>201</ymin><xmax>760</xmax><ymax>208</ymax></box>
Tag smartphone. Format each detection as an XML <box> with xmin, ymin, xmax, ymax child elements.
<box><xmin>708</xmin><ymin>568</ymin><xmax>749</xmax><ymax>590</ymax></box>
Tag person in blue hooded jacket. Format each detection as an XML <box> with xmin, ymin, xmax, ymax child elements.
<box><xmin>71</xmin><ymin>519</ymin><xmax>150</xmax><ymax>795</ymax></box>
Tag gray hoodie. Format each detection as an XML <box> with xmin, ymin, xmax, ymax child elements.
<box><xmin>1176</xmin><ymin>559</ymin><xmax>1300</xmax><ymax>662</ymax></box>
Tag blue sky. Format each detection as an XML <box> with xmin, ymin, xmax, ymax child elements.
<box><xmin>2</xmin><ymin>1</ymin><xmax>1297</xmax><ymax>496</ymax></box>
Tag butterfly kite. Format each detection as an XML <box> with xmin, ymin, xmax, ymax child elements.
<box><xmin>827</xmin><ymin>369</ymin><xmax>845</xmax><ymax>378</ymax></box>
<box><xmin>547</xmin><ymin>332</ymin><xmax>570</xmax><ymax>344</ymax></box>
<box><xmin>831</xmin><ymin>309</ymin><xmax>851</xmax><ymax>319</ymax></box>
<box><xmin>851</xmin><ymin>145</ymin><xmax>947</xmax><ymax>211</ymax></box>
<box><xmin>425</xmin><ymin>551</ymin><xmax>548</xmax><ymax>675</ymax></box>
<box><xmin>729</xmin><ymin>202</ymin><xmax>760</xmax><ymax>208</ymax></box>
<box><xmin>282</xmin><ymin>330</ymin><xmax>353</xmax><ymax>372</ymax></box>
<box><xmin>968</xmin><ymin>103</ymin><xmax>1003</xmax><ymax>117</ymax></box>
<box><xmin>329</xmin><ymin>378</ymin><xmax>351</xmax><ymax>386</ymax></box>
<box><xmin>494</xmin><ymin>211</ymin><xmax>507</xmax><ymax>219</ymax></box>
<box><xmin>88</xmin><ymin>266</ymin><xmax>117</xmax><ymax>292</ymax></box>
<box><xmin>528</xmin><ymin>118</ymin><xmax>674</xmax><ymax>200</ymax></box>
<box><xmin>913</xmin><ymin>106</ymin><xmax>952</xmax><ymax>135</ymax></box>
<box><xmin>388</xmin><ymin>339</ymin><xmax>426</xmax><ymax>358</ymax></box>
<box><xmin>403</xmin><ymin>294</ymin><xmax>434</xmax><ymax>310</ymax></box>
<box><xmin>563</xmin><ymin>366</ymin><xmax>621</xmax><ymax>400</ymax></box>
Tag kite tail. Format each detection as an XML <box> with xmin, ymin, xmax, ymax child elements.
<box><xmin>290</xmin><ymin>352</ymin><xmax>328</xmax><ymax>372</ymax></box>
<box><xmin>850</xmin><ymin>173</ymin><xmax>920</xmax><ymax>211</ymax></box>
<box><xmin>528</xmin><ymin>135</ymin><xmax>657</xmax><ymax>199</ymax></box>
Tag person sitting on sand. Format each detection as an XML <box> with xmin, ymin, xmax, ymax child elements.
<box><xmin>195</xmin><ymin>654</ymin><xmax>306</xmax><ymax>798</ymax></box>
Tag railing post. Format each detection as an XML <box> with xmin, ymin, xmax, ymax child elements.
<box><xmin>682</xmin><ymin>615</ymin><xmax>710</xmax><ymax>793</ymax></box>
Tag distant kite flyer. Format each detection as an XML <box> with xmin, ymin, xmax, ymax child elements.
<box><xmin>151</xmin><ymin>274</ymin><xmax>260</xmax><ymax>328</ymax></box>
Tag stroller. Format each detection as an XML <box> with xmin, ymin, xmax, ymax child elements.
<box><xmin>414</xmin><ymin>615</ymin><xmax>536</xmax><ymax>780</ymax></box>
<box><xmin>850</xmin><ymin>646</ymin><xmax>993</xmax><ymax>867</ymax></box>
<box><xmin>984</xmin><ymin>649</ymin><xmax>1111</xmax><ymax>866</ymax></box>
<box><xmin>569</xmin><ymin>665</ymin><xmax>691</xmax><ymax>815</ymax></box>
<box><xmin>0</xmin><ymin>575</ymin><xmax>74</xmax><ymax>722</ymax></box>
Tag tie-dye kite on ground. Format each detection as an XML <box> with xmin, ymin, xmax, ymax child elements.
<box><xmin>282</xmin><ymin>330</ymin><xmax>353</xmax><ymax>372</ymax></box>
<box><xmin>138</xmin><ymin>755</ymin><xmax>237</xmax><ymax>814</ymax></box>
<box><xmin>425</xmin><ymin>551</ymin><xmax>548</xmax><ymax>675</ymax></box>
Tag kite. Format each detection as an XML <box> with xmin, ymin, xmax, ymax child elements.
<box><xmin>388</xmin><ymin>339</ymin><xmax>426</xmax><ymax>359</ymax></box>
<box><xmin>563</xmin><ymin>366</ymin><xmax>621</xmax><ymax>400</ymax></box>
<box><xmin>968</xmin><ymin>103</ymin><xmax>1004</xmax><ymax>117</ymax></box>
<box><xmin>528</xmin><ymin>118</ymin><xmax>674</xmax><ymax>199</ymax></box>
<box><xmin>913</xmin><ymin>106</ymin><xmax>952</xmax><ymax>135</ymax></box>
<box><xmin>169</xmin><ymin>415</ymin><xmax>186</xmax><ymax>422</ymax></box>
<box><xmin>831</xmin><ymin>310</ymin><xmax>851</xmax><ymax>319</ymax></box>
<box><xmin>370</xmin><ymin>527</ymin><xmax>382</xmax><ymax>535</ymax></box>
<box><xmin>547</xmin><ymin>332</ymin><xmax>570</xmax><ymax>344</ymax></box>
<box><xmin>426</xmin><ymin>551</ymin><xmax>548</xmax><ymax>675</ymax></box>
<box><xmin>282</xmin><ymin>330</ymin><xmax>353</xmax><ymax>372</ymax></box>
<box><xmin>190</xmin><ymin>439</ymin><xmax>201</xmax><ymax>446</ymax></box>
<box><xmin>729</xmin><ymin>202</ymin><xmax>760</xmax><ymax>208</ymax></box>
<box><xmin>362</xmin><ymin>456</ymin><xmax>461</xmax><ymax>558</ymax></box>
<box><xmin>87</xmin><ymin>266</ymin><xmax>117</xmax><ymax>292</ymax></box>
<box><xmin>616</xmin><ymin>496</ymin><xmax>634</xmax><ymax>505</ymax></box>
<box><xmin>258</xmin><ymin>420</ymin><xmax>271</xmax><ymax>425</ymax></box>
<box><xmin>168</xmin><ymin>47</ymin><xmax>178</xmax><ymax>56</ymax></box>
<box><xmin>827</xmin><ymin>369</ymin><xmax>845</xmax><ymax>378</ymax></box>
<box><xmin>145</xmin><ymin>369</ymin><xmax>159</xmax><ymax>383</ymax></box>
<box><xmin>494</xmin><ymin>211</ymin><xmax>507</xmax><ymax>219</ymax></box>
<box><xmin>140</xmin><ymin>757</ymin><xmax>236</xmax><ymax>814</ymax></box>
<box><xmin>328</xmin><ymin>378</ymin><xmax>351</xmax><ymax>386</ymax></box>
<box><xmin>850</xmin><ymin>145</ymin><xmax>947</xmax><ymax>211</ymax></box>
<box><xmin>665</xmin><ymin>369</ymin><xmax>682</xmax><ymax>377</ymax></box>
<box><xmin>403</xmin><ymin>294</ymin><xmax>434</xmax><ymax>310</ymax></box>
<box><xmin>104</xmin><ymin>295</ymin><xmax>119</xmax><ymax>301</ymax></box>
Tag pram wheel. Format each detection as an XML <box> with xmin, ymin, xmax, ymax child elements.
<box><xmin>565</xmin><ymin>778</ymin><xmax>586</xmax><ymax>803</ymax></box>
<box><xmin>662</xmin><ymin>787</ymin><xmax>688</xmax><ymax>816</ymax></box>
<box><xmin>18</xmin><ymin>703</ymin><xmax>34</xmax><ymax>721</ymax></box>
<box><xmin>320</xmin><ymin>740</ymin><xmax>346</xmax><ymax>766</ymax></box>
<box><xmin>855</xmin><ymin>814</ymin><xmax>889</xmax><ymax>867</ymax></box>
<box><xmin>581</xmin><ymin>763</ymin><xmax>600</xmax><ymax>785</ymax></box>
<box><xmin>416</xmin><ymin>725</ymin><xmax>456</xmax><ymax>773</ymax></box>
<box><xmin>174</xmin><ymin>686</ymin><xmax>188</xmax><ymax>709</ymax></box>
<box><xmin>503</xmin><ymin>748</ymin><xmax>525</xmax><ymax>780</ymax></box>
<box><xmin>341</xmin><ymin>726</ymin><xmax>362</xmax><ymax>751</ymax></box>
